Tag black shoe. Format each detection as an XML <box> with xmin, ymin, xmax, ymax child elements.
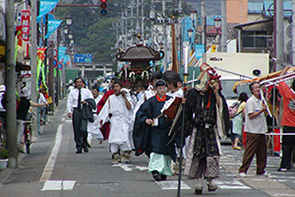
<box><xmin>87</xmin><ymin>143</ymin><xmax>91</xmax><ymax>148</ymax></box>
<box><xmin>76</xmin><ymin>149</ymin><xmax>82</xmax><ymax>154</ymax></box>
<box><xmin>160</xmin><ymin>174</ymin><xmax>167</xmax><ymax>180</ymax></box>
<box><xmin>152</xmin><ymin>171</ymin><xmax>161</xmax><ymax>181</ymax></box>
<box><xmin>194</xmin><ymin>188</ymin><xmax>202</xmax><ymax>195</ymax></box>
<box><xmin>83</xmin><ymin>147</ymin><xmax>89</xmax><ymax>153</ymax></box>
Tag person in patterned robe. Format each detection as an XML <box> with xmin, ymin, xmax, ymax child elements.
<box><xmin>184</xmin><ymin>64</ymin><xmax>230</xmax><ymax>194</ymax></box>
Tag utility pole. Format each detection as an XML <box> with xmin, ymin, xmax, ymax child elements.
<box><xmin>56</xmin><ymin>30</ymin><xmax>60</xmax><ymax>106</ymax></box>
<box><xmin>130</xmin><ymin>3</ymin><xmax>134</xmax><ymax>44</ymax></box>
<box><xmin>177</xmin><ymin>0</ymin><xmax>182</xmax><ymax>64</ymax></box>
<box><xmin>275</xmin><ymin>0</ymin><xmax>284</xmax><ymax>71</ymax></box>
<box><xmin>163</xmin><ymin>0</ymin><xmax>168</xmax><ymax>71</ymax></box>
<box><xmin>150</xmin><ymin>0</ymin><xmax>155</xmax><ymax>45</ymax></box>
<box><xmin>201</xmin><ymin>0</ymin><xmax>207</xmax><ymax>63</ymax></box>
<box><xmin>136</xmin><ymin>0</ymin><xmax>140</xmax><ymax>33</ymax></box>
<box><xmin>31</xmin><ymin>0</ymin><xmax>38</xmax><ymax>137</ymax></box>
<box><xmin>221</xmin><ymin>0</ymin><xmax>227</xmax><ymax>52</ymax></box>
<box><xmin>292</xmin><ymin>0</ymin><xmax>295</xmax><ymax>65</ymax></box>
<box><xmin>120</xmin><ymin>12</ymin><xmax>124</xmax><ymax>48</ymax></box>
<box><xmin>5</xmin><ymin>0</ymin><xmax>17</xmax><ymax>168</ymax></box>
<box><xmin>48</xmin><ymin>41</ymin><xmax>55</xmax><ymax>112</ymax></box>
<box><xmin>141</xmin><ymin>0</ymin><xmax>144</xmax><ymax>40</ymax></box>
<box><xmin>125</xmin><ymin>9</ymin><xmax>128</xmax><ymax>47</ymax></box>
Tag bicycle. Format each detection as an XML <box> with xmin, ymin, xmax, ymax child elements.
<box><xmin>23</xmin><ymin>109</ymin><xmax>34</xmax><ymax>154</ymax></box>
<box><xmin>23</xmin><ymin>120</ymin><xmax>32</xmax><ymax>154</ymax></box>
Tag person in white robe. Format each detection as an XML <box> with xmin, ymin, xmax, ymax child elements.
<box><xmin>133</xmin><ymin>71</ymin><xmax>163</xmax><ymax>118</ymax></box>
<box><xmin>126</xmin><ymin>89</ymin><xmax>138</xmax><ymax>152</ymax></box>
<box><xmin>87</xmin><ymin>85</ymin><xmax>104</xmax><ymax>147</ymax></box>
<box><xmin>98</xmin><ymin>81</ymin><xmax>134</xmax><ymax>164</ymax></box>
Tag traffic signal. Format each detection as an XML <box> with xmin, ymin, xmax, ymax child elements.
<box><xmin>100</xmin><ymin>0</ymin><xmax>107</xmax><ymax>17</ymax></box>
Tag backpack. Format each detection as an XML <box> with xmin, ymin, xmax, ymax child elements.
<box><xmin>228</xmin><ymin>102</ymin><xmax>241</xmax><ymax>118</ymax></box>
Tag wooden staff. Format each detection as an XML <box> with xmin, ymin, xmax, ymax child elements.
<box><xmin>171</xmin><ymin>19</ymin><xmax>179</xmax><ymax>73</ymax></box>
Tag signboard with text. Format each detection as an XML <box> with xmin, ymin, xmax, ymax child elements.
<box><xmin>74</xmin><ymin>54</ymin><xmax>93</xmax><ymax>63</ymax></box>
<box><xmin>195</xmin><ymin>44</ymin><xmax>205</xmax><ymax>60</ymax></box>
<box><xmin>21</xmin><ymin>10</ymin><xmax>30</xmax><ymax>42</ymax></box>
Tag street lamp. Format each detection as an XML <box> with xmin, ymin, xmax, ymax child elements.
<box><xmin>214</xmin><ymin>17</ymin><xmax>222</xmax><ymax>34</ymax></box>
<box><xmin>70</xmin><ymin>39</ymin><xmax>75</xmax><ymax>45</ymax></box>
<box><xmin>63</xmin><ymin>25</ymin><xmax>69</xmax><ymax>35</ymax></box>
<box><xmin>187</xmin><ymin>28</ymin><xmax>194</xmax><ymax>38</ymax></box>
<box><xmin>66</xmin><ymin>15</ymin><xmax>72</xmax><ymax>26</ymax></box>
<box><xmin>150</xmin><ymin>9</ymin><xmax>155</xmax><ymax>21</ymax></box>
<box><xmin>187</xmin><ymin>28</ymin><xmax>194</xmax><ymax>50</ymax></box>
<box><xmin>190</xmin><ymin>10</ymin><xmax>197</xmax><ymax>28</ymax></box>
<box><xmin>68</xmin><ymin>32</ymin><xmax>73</xmax><ymax>40</ymax></box>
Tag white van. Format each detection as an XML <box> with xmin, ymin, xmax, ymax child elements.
<box><xmin>195</xmin><ymin>52</ymin><xmax>269</xmax><ymax>106</ymax></box>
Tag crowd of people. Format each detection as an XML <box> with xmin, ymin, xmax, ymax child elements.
<box><xmin>66</xmin><ymin>64</ymin><xmax>295</xmax><ymax>195</ymax></box>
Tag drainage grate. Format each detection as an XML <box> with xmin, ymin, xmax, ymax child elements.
<box><xmin>81</xmin><ymin>182</ymin><xmax>119</xmax><ymax>186</ymax></box>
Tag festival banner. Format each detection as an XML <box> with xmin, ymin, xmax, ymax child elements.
<box><xmin>58</xmin><ymin>46</ymin><xmax>66</xmax><ymax>59</ymax></box>
<box><xmin>63</xmin><ymin>55</ymin><xmax>71</xmax><ymax>68</ymax></box>
<box><xmin>37</xmin><ymin>0</ymin><xmax>59</xmax><ymax>23</ymax></box>
<box><xmin>58</xmin><ymin>46</ymin><xmax>67</xmax><ymax>69</ymax></box>
<box><xmin>45</xmin><ymin>19</ymin><xmax>62</xmax><ymax>39</ymax></box>
<box><xmin>21</xmin><ymin>10</ymin><xmax>30</xmax><ymax>41</ymax></box>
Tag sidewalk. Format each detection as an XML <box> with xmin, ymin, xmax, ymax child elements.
<box><xmin>0</xmin><ymin>98</ymin><xmax>67</xmax><ymax>185</ymax></box>
<box><xmin>220</xmin><ymin>145</ymin><xmax>295</xmax><ymax>196</ymax></box>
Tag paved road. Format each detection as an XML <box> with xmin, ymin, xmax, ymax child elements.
<box><xmin>0</xmin><ymin>98</ymin><xmax>294</xmax><ymax>197</ymax></box>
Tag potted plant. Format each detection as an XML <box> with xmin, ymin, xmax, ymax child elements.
<box><xmin>0</xmin><ymin>140</ymin><xmax>9</xmax><ymax>169</ymax></box>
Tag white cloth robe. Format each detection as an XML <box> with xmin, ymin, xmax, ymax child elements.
<box><xmin>133</xmin><ymin>88</ymin><xmax>156</xmax><ymax>119</ymax></box>
<box><xmin>98</xmin><ymin>94</ymin><xmax>134</xmax><ymax>144</ymax></box>
<box><xmin>87</xmin><ymin>95</ymin><xmax>103</xmax><ymax>139</ymax></box>
<box><xmin>166</xmin><ymin>88</ymin><xmax>184</xmax><ymax>98</ymax></box>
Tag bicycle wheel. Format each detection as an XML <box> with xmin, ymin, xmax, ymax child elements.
<box><xmin>25</xmin><ymin>140</ymin><xmax>30</xmax><ymax>154</ymax></box>
<box><xmin>24</xmin><ymin>124</ymin><xmax>31</xmax><ymax>154</ymax></box>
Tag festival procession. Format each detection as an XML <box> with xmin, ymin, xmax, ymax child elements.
<box><xmin>1</xmin><ymin>0</ymin><xmax>295</xmax><ymax>197</ymax></box>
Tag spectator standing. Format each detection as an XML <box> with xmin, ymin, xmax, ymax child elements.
<box><xmin>38</xmin><ymin>88</ymin><xmax>48</xmax><ymax>125</ymax></box>
<box><xmin>277</xmin><ymin>66</ymin><xmax>295</xmax><ymax>171</ymax></box>
<box><xmin>238</xmin><ymin>81</ymin><xmax>267</xmax><ymax>177</ymax></box>
<box><xmin>17</xmin><ymin>87</ymin><xmax>47</xmax><ymax>152</ymax></box>
<box><xmin>0</xmin><ymin>85</ymin><xmax>6</xmax><ymax>109</ymax></box>
<box><xmin>231</xmin><ymin>92</ymin><xmax>248</xmax><ymax>150</ymax></box>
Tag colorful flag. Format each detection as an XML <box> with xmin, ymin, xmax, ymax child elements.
<box><xmin>37</xmin><ymin>0</ymin><xmax>59</xmax><ymax>23</ymax></box>
<box><xmin>45</xmin><ymin>19</ymin><xmax>62</xmax><ymax>39</ymax></box>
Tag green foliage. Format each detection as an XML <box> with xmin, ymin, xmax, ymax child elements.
<box><xmin>0</xmin><ymin>138</ymin><xmax>8</xmax><ymax>159</ymax></box>
<box><xmin>0</xmin><ymin>149</ymin><xmax>9</xmax><ymax>159</ymax></box>
<box><xmin>53</xmin><ymin>0</ymin><xmax>193</xmax><ymax>63</ymax></box>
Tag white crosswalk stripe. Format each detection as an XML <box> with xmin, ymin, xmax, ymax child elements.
<box><xmin>41</xmin><ymin>180</ymin><xmax>76</xmax><ymax>191</ymax></box>
<box><xmin>156</xmin><ymin>181</ymin><xmax>191</xmax><ymax>190</ymax></box>
<box><xmin>215</xmin><ymin>180</ymin><xmax>251</xmax><ymax>189</ymax></box>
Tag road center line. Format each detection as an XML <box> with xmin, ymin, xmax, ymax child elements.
<box><xmin>40</xmin><ymin>124</ymin><xmax>63</xmax><ymax>182</ymax></box>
